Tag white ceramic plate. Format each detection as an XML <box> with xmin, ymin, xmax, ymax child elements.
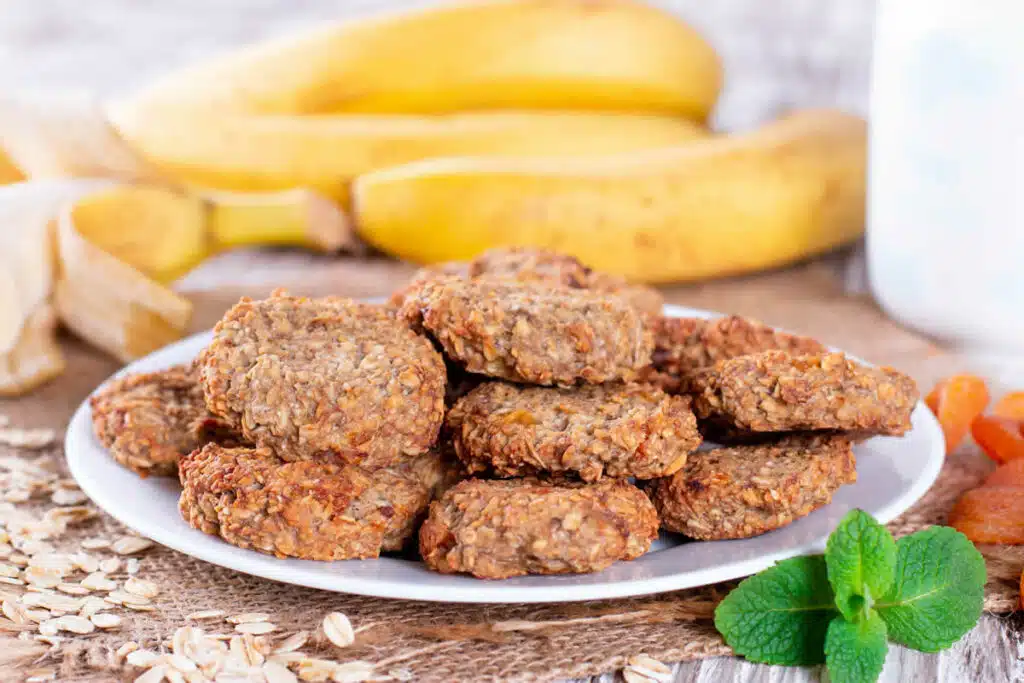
<box><xmin>65</xmin><ymin>304</ymin><xmax>945</xmax><ymax>604</ymax></box>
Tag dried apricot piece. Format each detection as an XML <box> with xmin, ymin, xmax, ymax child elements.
<box><xmin>949</xmin><ymin>486</ymin><xmax>1024</xmax><ymax>544</ymax></box>
<box><xmin>983</xmin><ymin>458</ymin><xmax>1024</xmax><ymax>488</ymax></box>
<box><xmin>925</xmin><ymin>375</ymin><xmax>990</xmax><ymax>454</ymax></box>
<box><xmin>994</xmin><ymin>392</ymin><xmax>1024</xmax><ymax>420</ymax></box>
<box><xmin>971</xmin><ymin>415</ymin><xmax>1024</xmax><ymax>464</ymax></box>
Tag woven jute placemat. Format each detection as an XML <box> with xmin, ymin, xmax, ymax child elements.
<box><xmin>0</xmin><ymin>260</ymin><xmax>1020</xmax><ymax>682</ymax></box>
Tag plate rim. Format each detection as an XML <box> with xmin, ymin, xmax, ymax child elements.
<box><xmin>65</xmin><ymin>303</ymin><xmax>945</xmax><ymax>603</ymax></box>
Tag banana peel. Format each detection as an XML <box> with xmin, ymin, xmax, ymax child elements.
<box><xmin>109</xmin><ymin>111</ymin><xmax>707</xmax><ymax>204</ymax></box>
<box><xmin>70</xmin><ymin>185</ymin><xmax>352</xmax><ymax>284</ymax></box>
<box><xmin>0</xmin><ymin>179</ymin><xmax>111</xmax><ymax>395</ymax></box>
<box><xmin>0</xmin><ymin>147</ymin><xmax>23</xmax><ymax>185</ymax></box>
<box><xmin>0</xmin><ymin>180</ymin><xmax>352</xmax><ymax>394</ymax></box>
<box><xmin>113</xmin><ymin>0</ymin><xmax>722</xmax><ymax>121</ymax></box>
<box><xmin>353</xmin><ymin>109</ymin><xmax>868</xmax><ymax>283</ymax></box>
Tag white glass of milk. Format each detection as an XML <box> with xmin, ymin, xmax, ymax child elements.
<box><xmin>868</xmin><ymin>1</ymin><xmax>1024</xmax><ymax>355</ymax></box>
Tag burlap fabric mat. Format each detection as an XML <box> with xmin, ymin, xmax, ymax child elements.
<box><xmin>1</xmin><ymin>260</ymin><xmax>1020</xmax><ymax>682</ymax></box>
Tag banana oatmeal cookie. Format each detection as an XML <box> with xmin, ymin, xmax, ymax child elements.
<box><xmin>646</xmin><ymin>434</ymin><xmax>856</xmax><ymax>540</ymax></box>
<box><xmin>419</xmin><ymin>478</ymin><xmax>659</xmax><ymax>579</ymax></box>
<box><xmin>391</xmin><ymin>246</ymin><xmax>663</xmax><ymax>315</ymax></box>
<box><xmin>639</xmin><ymin>315</ymin><xmax>826</xmax><ymax>393</ymax></box>
<box><xmin>90</xmin><ymin>365</ymin><xmax>234</xmax><ymax>477</ymax></box>
<box><xmin>690</xmin><ymin>350</ymin><xmax>918</xmax><ymax>436</ymax></box>
<box><xmin>447</xmin><ymin>382</ymin><xmax>700</xmax><ymax>481</ymax></box>
<box><xmin>179</xmin><ymin>444</ymin><xmax>445</xmax><ymax>559</ymax></box>
<box><xmin>399</xmin><ymin>278</ymin><xmax>652</xmax><ymax>386</ymax></box>
<box><xmin>199</xmin><ymin>291</ymin><xmax>446</xmax><ymax>466</ymax></box>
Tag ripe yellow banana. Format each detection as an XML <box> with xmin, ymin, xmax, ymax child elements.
<box><xmin>353</xmin><ymin>109</ymin><xmax>867</xmax><ymax>283</ymax></box>
<box><xmin>112</xmin><ymin>0</ymin><xmax>721</xmax><ymax>121</ymax></box>
<box><xmin>69</xmin><ymin>185</ymin><xmax>353</xmax><ymax>284</ymax></box>
<box><xmin>109</xmin><ymin>112</ymin><xmax>707</xmax><ymax>203</ymax></box>
<box><xmin>0</xmin><ymin>148</ymin><xmax>22</xmax><ymax>184</ymax></box>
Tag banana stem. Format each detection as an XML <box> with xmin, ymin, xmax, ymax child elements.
<box><xmin>206</xmin><ymin>189</ymin><xmax>352</xmax><ymax>253</ymax></box>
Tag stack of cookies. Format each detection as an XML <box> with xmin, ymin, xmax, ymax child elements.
<box><xmin>89</xmin><ymin>247</ymin><xmax>919</xmax><ymax>580</ymax></box>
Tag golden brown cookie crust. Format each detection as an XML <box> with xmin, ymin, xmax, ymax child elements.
<box><xmin>399</xmin><ymin>278</ymin><xmax>653</xmax><ymax>387</ymax></box>
<box><xmin>90</xmin><ymin>365</ymin><xmax>231</xmax><ymax>477</ymax></box>
<box><xmin>178</xmin><ymin>444</ymin><xmax>443</xmax><ymax>559</ymax></box>
<box><xmin>419</xmin><ymin>478</ymin><xmax>659</xmax><ymax>579</ymax></box>
<box><xmin>646</xmin><ymin>434</ymin><xmax>856</xmax><ymax>540</ymax></box>
<box><xmin>690</xmin><ymin>351</ymin><xmax>918</xmax><ymax>436</ymax></box>
<box><xmin>447</xmin><ymin>381</ymin><xmax>700</xmax><ymax>482</ymax></box>
<box><xmin>199</xmin><ymin>292</ymin><xmax>446</xmax><ymax>466</ymax></box>
<box><xmin>391</xmin><ymin>247</ymin><xmax>663</xmax><ymax>315</ymax></box>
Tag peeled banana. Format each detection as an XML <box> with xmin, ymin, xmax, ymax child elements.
<box><xmin>112</xmin><ymin>0</ymin><xmax>721</xmax><ymax>121</ymax></box>
<box><xmin>109</xmin><ymin>112</ymin><xmax>707</xmax><ymax>202</ymax></box>
<box><xmin>70</xmin><ymin>185</ymin><xmax>353</xmax><ymax>283</ymax></box>
<box><xmin>353</xmin><ymin>109</ymin><xmax>867</xmax><ymax>283</ymax></box>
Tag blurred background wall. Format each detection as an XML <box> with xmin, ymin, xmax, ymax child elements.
<box><xmin>0</xmin><ymin>0</ymin><xmax>873</xmax><ymax>130</ymax></box>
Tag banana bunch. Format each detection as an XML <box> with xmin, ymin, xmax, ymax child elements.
<box><xmin>0</xmin><ymin>0</ymin><xmax>869</xmax><ymax>394</ymax></box>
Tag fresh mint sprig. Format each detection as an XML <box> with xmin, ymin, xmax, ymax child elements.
<box><xmin>715</xmin><ymin>509</ymin><xmax>985</xmax><ymax>683</ymax></box>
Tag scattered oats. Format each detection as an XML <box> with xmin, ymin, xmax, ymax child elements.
<box><xmin>274</xmin><ymin>630</ymin><xmax>309</xmax><ymax>654</ymax></box>
<box><xmin>269</xmin><ymin>652</ymin><xmax>306</xmax><ymax>665</ymax></box>
<box><xmin>112</xmin><ymin>536</ymin><xmax>154</xmax><ymax>555</ymax></box>
<box><xmin>7</xmin><ymin>553</ymin><xmax>29</xmax><ymax>567</ymax></box>
<box><xmin>235</xmin><ymin>621</ymin><xmax>276</xmax><ymax>635</ymax></box>
<box><xmin>226</xmin><ymin>612</ymin><xmax>270</xmax><ymax>624</ymax></box>
<box><xmin>0</xmin><ymin>427</ymin><xmax>56</xmax><ymax>449</ymax></box>
<box><xmin>70</xmin><ymin>552</ymin><xmax>99</xmax><ymax>573</ymax></box>
<box><xmin>21</xmin><ymin>592</ymin><xmax>83</xmax><ymax>613</ymax></box>
<box><xmin>44</xmin><ymin>506</ymin><xmax>96</xmax><ymax>525</ymax></box>
<box><xmin>134</xmin><ymin>664</ymin><xmax>168</xmax><ymax>683</ymax></box>
<box><xmin>0</xmin><ymin>576</ymin><xmax>24</xmax><ymax>585</ymax></box>
<box><xmin>24</xmin><ymin>609</ymin><xmax>51</xmax><ymax>623</ymax></box>
<box><xmin>107</xmin><ymin>590</ymin><xmax>151</xmax><ymax>607</ymax></box>
<box><xmin>296</xmin><ymin>659</ymin><xmax>339</xmax><ymax>683</ymax></box>
<box><xmin>0</xmin><ymin>543</ymin><xmax>11</xmax><ymax>559</ymax></box>
<box><xmin>116</xmin><ymin>640</ymin><xmax>140</xmax><ymax>662</ymax></box>
<box><xmin>623</xmin><ymin>653</ymin><xmax>673</xmax><ymax>683</ymax></box>
<box><xmin>264</xmin><ymin>660</ymin><xmax>299</xmax><ymax>683</ymax></box>
<box><xmin>99</xmin><ymin>558</ymin><xmax>121</xmax><ymax>574</ymax></box>
<box><xmin>3</xmin><ymin>490</ymin><xmax>30</xmax><ymax>503</ymax></box>
<box><xmin>322</xmin><ymin>612</ymin><xmax>355</xmax><ymax>649</ymax></box>
<box><xmin>53</xmin><ymin>614</ymin><xmax>95</xmax><ymax>634</ymax></box>
<box><xmin>56</xmin><ymin>583</ymin><xmax>90</xmax><ymax>596</ymax></box>
<box><xmin>80</xmin><ymin>537</ymin><xmax>110</xmax><ymax>550</ymax></box>
<box><xmin>37</xmin><ymin>619</ymin><xmax>59</xmax><ymax>636</ymax></box>
<box><xmin>166</xmin><ymin>653</ymin><xmax>197</xmax><ymax>672</ymax></box>
<box><xmin>329</xmin><ymin>661</ymin><xmax>375</xmax><ymax>683</ymax></box>
<box><xmin>187</xmin><ymin>609</ymin><xmax>225</xmax><ymax>621</ymax></box>
<box><xmin>81</xmin><ymin>572</ymin><xmax>117</xmax><ymax>591</ymax></box>
<box><xmin>2</xmin><ymin>598</ymin><xmax>27</xmax><ymax>624</ymax></box>
<box><xmin>28</xmin><ymin>553</ymin><xmax>73</xmax><ymax>573</ymax></box>
<box><xmin>0</xmin><ymin>563</ymin><xmax>18</xmax><ymax>578</ymax></box>
<box><xmin>79</xmin><ymin>596</ymin><xmax>110</xmax><ymax>617</ymax></box>
<box><xmin>33</xmin><ymin>635</ymin><xmax>63</xmax><ymax>647</ymax></box>
<box><xmin>387</xmin><ymin>668</ymin><xmax>414</xmax><ymax>682</ymax></box>
<box><xmin>90</xmin><ymin>612</ymin><xmax>121</xmax><ymax>629</ymax></box>
<box><xmin>124</xmin><ymin>577</ymin><xmax>160</xmax><ymax>599</ymax></box>
<box><xmin>50</xmin><ymin>488</ymin><xmax>87</xmax><ymax>506</ymax></box>
<box><xmin>24</xmin><ymin>568</ymin><xmax>62</xmax><ymax>589</ymax></box>
<box><xmin>124</xmin><ymin>602</ymin><xmax>156</xmax><ymax>612</ymax></box>
<box><xmin>126</xmin><ymin>558</ymin><xmax>141</xmax><ymax>574</ymax></box>
<box><xmin>125</xmin><ymin>649</ymin><xmax>162</xmax><ymax>668</ymax></box>
<box><xmin>24</xmin><ymin>668</ymin><xmax>56</xmax><ymax>682</ymax></box>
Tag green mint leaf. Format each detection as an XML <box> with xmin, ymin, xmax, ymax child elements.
<box><xmin>714</xmin><ymin>555</ymin><xmax>837</xmax><ymax>665</ymax></box>
<box><xmin>825</xmin><ymin>509</ymin><xmax>897</xmax><ymax>621</ymax></box>
<box><xmin>825</xmin><ymin>610</ymin><xmax>888</xmax><ymax>683</ymax></box>
<box><xmin>875</xmin><ymin>526</ymin><xmax>986</xmax><ymax>652</ymax></box>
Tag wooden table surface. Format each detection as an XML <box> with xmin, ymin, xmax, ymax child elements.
<box><xmin>4</xmin><ymin>1</ymin><xmax>1022</xmax><ymax>680</ymax></box>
